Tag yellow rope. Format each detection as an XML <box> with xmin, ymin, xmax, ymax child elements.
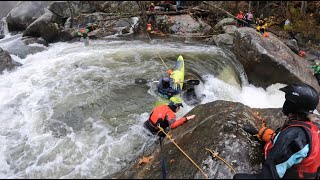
<box><xmin>157</xmin><ymin>125</ymin><xmax>209</xmax><ymax>179</ymax></box>
<box><xmin>146</xmin><ymin>31</ymin><xmax>169</xmax><ymax>69</ymax></box>
<box><xmin>205</xmin><ymin>148</ymin><xmax>237</xmax><ymax>174</ymax></box>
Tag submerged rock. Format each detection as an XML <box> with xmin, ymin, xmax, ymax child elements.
<box><xmin>0</xmin><ymin>47</ymin><xmax>21</xmax><ymax>73</ymax></box>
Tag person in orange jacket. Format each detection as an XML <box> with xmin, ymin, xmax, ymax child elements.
<box><xmin>144</xmin><ymin>96</ymin><xmax>196</xmax><ymax>137</ymax></box>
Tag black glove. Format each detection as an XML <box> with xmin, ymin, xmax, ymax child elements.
<box><xmin>243</xmin><ymin>123</ymin><xmax>259</xmax><ymax>136</ymax></box>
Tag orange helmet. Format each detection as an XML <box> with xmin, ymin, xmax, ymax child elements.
<box><xmin>167</xmin><ymin>69</ymin><xmax>173</xmax><ymax>75</ymax></box>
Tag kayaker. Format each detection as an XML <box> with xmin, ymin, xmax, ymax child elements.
<box><xmin>234</xmin><ymin>83</ymin><xmax>320</xmax><ymax>179</ymax></box>
<box><xmin>144</xmin><ymin>96</ymin><xmax>196</xmax><ymax>137</ymax></box>
<box><xmin>157</xmin><ymin>77</ymin><xmax>181</xmax><ymax>99</ymax></box>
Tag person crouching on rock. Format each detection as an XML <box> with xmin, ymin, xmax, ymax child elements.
<box><xmin>144</xmin><ymin>96</ymin><xmax>195</xmax><ymax>137</ymax></box>
<box><xmin>234</xmin><ymin>83</ymin><xmax>320</xmax><ymax>179</ymax></box>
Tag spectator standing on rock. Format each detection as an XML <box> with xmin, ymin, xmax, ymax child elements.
<box><xmin>77</xmin><ymin>27</ymin><xmax>90</xmax><ymax>46</ymax></box>
<box><xmin>147</xmin><ymin>2</ymin><xmax>156</xmax><ymax>31</ymax></box>
<box><xmin>176</xmin><ymin>1</ymin><xmax>181</xmax><ymax>11</ymax></box>
<box><xmin>163</xmin><ymin>1</ymin><xmax>172</xmax><ymax>12</ymax></box>
<box><xmin>236</xmin><ymin>11</ymin><xmax>244</xmax><ymax>27</ymax></box>
<box><xmin>245</xmin><ymin>11</ymin><xmax>253</xmax><ymax>27</ymax></box>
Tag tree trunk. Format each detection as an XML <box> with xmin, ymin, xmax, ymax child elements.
<box><xmin>235</xmin><ymin>1</ymin><xmax>239</xmax><ymax>13</ymax></box>
<box><xmin>67</xmin><ymin>1</ymin><xmax>74</xmax><ymax>28</ymax></box>
<box><xmin>300</xmin><ymin>1</ymin><xmax>307</xmax><ymax>17</ymax></box>
<box><xmin>136</xmin><ymin>1</ymin><xmax>148</xmax><ymax>34</ymax></box>
<box><xmin>248</xmin><ymin>1</ymin><xmax>252</xmax><ymax>12</ymax></box>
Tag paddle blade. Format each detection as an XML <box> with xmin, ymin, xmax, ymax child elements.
<box><xmin>186</xmin><ymin>80</ymin><xmax>200</xmax><ymax>85</ymax></box>
<box><xmin>135</xmin><ymin>78</ymin><xmax>148</xmax><ymax>84</ymax></box>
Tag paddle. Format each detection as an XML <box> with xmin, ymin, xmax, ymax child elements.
<box><xmin>134</xmin><ymin>78</ymin><xmax>200</xmax><ymax>85</ymax></box>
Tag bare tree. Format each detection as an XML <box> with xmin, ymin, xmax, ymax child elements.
<box><xmin>300</xmin><ymin>1</ymin><xmax>307</xmax><ymax>17</ymax></box>
<box><xmin>67</xmin><ymin>1</ymin><xmax>74</xmax><ymax>28</ymax></box>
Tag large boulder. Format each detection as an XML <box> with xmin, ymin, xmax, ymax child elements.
<box><xmin>1</xmin><ymin>36</ymin><xmax>47</xmax><ymax>59</ymax></box>
<box><xmin>6</xmin><ymin>1</ymin><xmax>52</xmax><ymax>31</ymax></box>
<box><xmin>48</xmin><ymin>1</ymin><xmax>96</xmax><ymax>19</ymax></box>
<box><xmin>0</xmin><ymin>1</ymin><xmax>18</xmax><ymax>19</ymax></box>
<box><xmin>0</xmin><ymin>47</ymin><xmax>21</xmax><ymax>73</ymax></box>
<box><xmin>215</xmin><ymin>18</ymin><xmax>237</xmax><ymax>30</ymax></box>
<box><xmin>112</xmin><ymin>100</ymin><xmax>286</xmax><ymax>179</ymax></box>
<box><xmin>48</xmin><ymin>1</ymin><xmax>72</xmax><ymax>18</ymax></box>
<box><xmin>232</xmin><ymin>27</ymin><xmax>319</xmax><ymax>92</ymax></box>
<box><xmin>23</xmin><ymin>11</ymin><xmax>61</xmax><ymax>43</ymax></box>
<box><xmin>212</xmin><ymin>33</ymin><xmax>233</xmax><ymax>46</ymax></box>
<box><xmin>156</xmin><ymin>14</ymin><xmax>210</xmax><ymax>35</ymax></box>
<box><xmin>99</xmin><ymin>1</ymin><xmax>140</xmax><ymax>13</ymax></box>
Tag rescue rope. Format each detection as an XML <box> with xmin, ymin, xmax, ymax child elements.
<box><xmin>146</xmin><ymin>31</ymin><xmax>169</xmax><ymax>69</ymax></box>
<box><xmin>159</xmin><ymin>137</ymin><xmax>167</xmax><ymax>179</ymax></box>
<box><xmin>157</xmin><ymin>125</ymin><xmax>209</xmax><ymax>179</ymax></box>
<box><xmin>205</xmin><ymin>148</ymin><xmax>237</xmax><ymax>174</ymax></box>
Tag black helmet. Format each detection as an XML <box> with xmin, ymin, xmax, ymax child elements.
<box><xmin>162</xmin><ymin>77</ymin><xmax>170</xmax><ymax>88</ymax></box>
<box><xmin>280</xmin><ymin>83</ymin><xmax>319</xmax><ymax>116</ymax></box>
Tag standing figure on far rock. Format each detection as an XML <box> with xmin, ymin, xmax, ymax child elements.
<box><xmin>77</xmin><ymin>28</ymin><xmax>90</xmax><ymax>46</ymax></box>
<box><xmin>308</xmin><ymin>61</ymin><xmax>320</xmax><ymax>86</ymax></box>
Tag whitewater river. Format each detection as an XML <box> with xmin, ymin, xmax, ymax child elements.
<box><xmin>0</xmin><ymin>35</ymin><xmax>286</xmax><ymax>178</ymax></box>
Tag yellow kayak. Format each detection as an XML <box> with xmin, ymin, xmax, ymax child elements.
<box><xmin>154</xmin><ymin>55</ymin><xmax>185</xmax><ymax>107</ymax></box>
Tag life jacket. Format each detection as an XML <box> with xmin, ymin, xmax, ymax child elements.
<box><xmin>148</xmin><ymin>5</ymin><xmax>155</xmax><ymax>11</ymax></box>
<box><xmin>236</xmin><ymin>13</ymin><xmax>243</xmax><ymax>19</ymax></box>
<box><xmin>299</xmin><ymin>50</ymin><xmax>306</xmax><ymax>57</ymax></box>
<box><xmin>147</xmin><ymin>23</ymin><xmax>152</xmax><ymax>31</ymax></box>
<box><xmin>146</xmin><ymin>105</ymin><xmax>174</xmax><ymax>132</ymax></box>
<box><xmin>264</xmin><ymin>120</ymin><xmax>320</xmax><ymax>179</ymax></box>
<box><xmin>258</xmin><ymin>19</ymin><xmax>265</xmax><ymax>26</ymax></box>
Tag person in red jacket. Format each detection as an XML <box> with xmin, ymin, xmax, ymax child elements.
<box><xmin>234</xmin><ymin>83</ymin><xmax>320</xmax><ymax>179</ymax></box>
<box><xmin>236</xmin><ymin>11</ymin><xmax>244</xmax><ymax>27</ymax></box>
<box><xmin>144</xmin><ymin>96</ymin><xmax>195</xmax><ymax>137</ymax></box>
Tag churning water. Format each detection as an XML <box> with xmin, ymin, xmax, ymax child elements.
<box><xmin>0</xmin><ymin>37</ymin><xmax>286</xmax><ymax>178</ymax></box>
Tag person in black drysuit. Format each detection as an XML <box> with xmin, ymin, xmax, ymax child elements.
<box><xmin>157</xmin><ymin>77</ymin><xmax>180</xmax><ymax>99</ymax></box>
<box><xmin>234</xmin><ymin>83</ymin><xmax>320</xmax><ymax>179</ymax></box>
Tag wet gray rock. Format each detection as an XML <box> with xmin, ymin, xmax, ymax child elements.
<box><xmin>23</xmin><ymin>11</ymin><xmax>61</xmax><ymax>43</ymax></box>
<box><xmin>212</xmin><ymin>33</ymin><xmax>233</xmax><ymax>46</ymax></box>
<box><xmin>0</xmin><ymin>47</ymin><xmax>21</xmax><ymax>73</ymax></box>
<box><xmin>21</xmin><ymin>36</ymin><xmax>48</xmax><ymax>47</ymax></box>
<box><xmin>6</xmin><ymin>1</ymin><xmax>51</xmax><ymax>31</ymax></box>
<box><xmin>222</xmin><ymin>25</ymin><xmax>238</xmax><ymax>35</ymax></box>
<box><xmin>232</xmin><ymin>27</ymin><xmax>319</xmax><ymax>92</ymax></box>
<box><xmin>3</xmin><ymin>37</ymin><xmax>46</xmax><ymax>59</ymax></box>
<box><xmin>215</xmin><ymin>18</ymin><xmax>237</xmax><ymax>29</ymax></box>
<box><xmin>112</xmin><ymin>100</ymin><xmax>286</xmax><ymax>179</ymax></box>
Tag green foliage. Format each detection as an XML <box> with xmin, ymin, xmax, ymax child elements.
<box><xmin>157</xmin><ymin>18</ymin><xmax>173</xmax><ymax>33</ymax></box>
<box><xmin>288</xmin><ymin>7</ymin><xmax>320</xmax><ymax>41</ymax></box>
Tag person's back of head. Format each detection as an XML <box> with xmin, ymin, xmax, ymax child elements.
<box><xmin>280</xmin><ymin>83</ymin><xmax>319</xmax><ymax>117</ymax></box>
<box><xmin>168</xmin><ymin>96</ymin><xmax>183</xmax><ymax>112</ymax></box>
<box><xmin>162</xmin><ymin>77</ymin><xmax>171</xmax><ymax>88</ymax></box>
